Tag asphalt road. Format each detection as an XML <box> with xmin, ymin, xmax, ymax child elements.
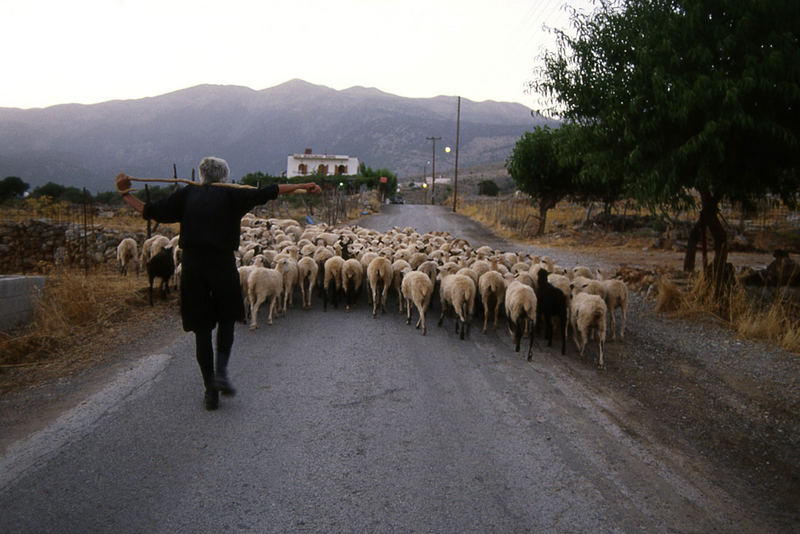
<box><xmin>0</xmin><ymin>205</ymin><xmax>771</xmax><ymax>533</ymax></box>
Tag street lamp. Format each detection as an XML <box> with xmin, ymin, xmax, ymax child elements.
<box><xmin>422</xmin><ymin>182</ymin><xmax>428</xmax><ymax>204</ymax></box>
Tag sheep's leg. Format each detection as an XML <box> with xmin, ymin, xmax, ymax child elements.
<box><xmin>609</xmin><ymin>308</ymin><xmax>617</xmax><ymax>340</ymax></box>
<box><xmin>267</xmin><ymin>295</ymin><xmax>276</xmax><ymax>325</ymax></box>
<box><xmin>438</xmin><ymin>301</ymin><xmax>447</xmax><ymax>327</ymax></box>
<box><xmin>526</xmin><ymin>319</ymin><xmax>535</xmax><ymax>361</ymax></box>
<box><xmin>513</xmin><ymin>317</ymin><xmax>522</xmax><ymax>352</ymax></box>
<box><xmin>482</xmin><ymin>301</ymin><xmax>490</xmax><ymax>333</ymax></box>
<box><xmin>572</xmin><ymin>319</ymin><xmax>582</xmax><ymax>357</ymax></box>
<box><xmin>372</xmin><ymin>285</ymin><xmax>379</xmax><ymax>317</ymax></box>
<box><xmin>397</xmin><ymin>286</ymin><xmax>404</xmax><ymax>313</ymax></box>
<box><xmin>381</xmin><ymin>285</ymin><xmax>388</xmax><ymax>314</ymax></box>
<box><xmin>597</xmin><ymin>337</ymin><xmax>605</xmax><ymax>369</ymax></box>
<box><xmin>620</xmin><ymin>304</ymin><xmax>627</xmax><ymax>340</ymax></box>
<box><xmin>299</xmin><ymin>280</ymin><xmax>307</xmax><ymax>310</ymax></box>
<box><xmin>420</xmin><ymin>297</ymin><xmax>430</xmax><ymax>335</ymax></box>
<box><xmin>250</xmin><ymin>296</ymin><xmax>264</xmax><ymax>330</ymax></box>
<box><xmin>243</xmin><ymin>293</ymin><xmax>250</xmax><ymax>323</ymax></box>
<box><xmin>559</xmin><ymin>313</ymin><xmax>567</xmax><ymax>355</ymax></box>
<box><xmin>148</xmin><ymin>276</ymin><xmax>154</xmax><ymax>306</ymax></box>
<box><xmin>406</xmin><ymin>298</ymin><xmax>413</xmax><ymax>325</ymax></box>
<box><xmin>545</xmin><ymin>315</ymin><xmax>554</xmax><ymax>347</ymax></box>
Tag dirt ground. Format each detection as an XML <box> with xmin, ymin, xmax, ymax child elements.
<box><xmin>1</xmin><ymin>226</ymin><xmax>798</xmax><ymax>526</ymax></box>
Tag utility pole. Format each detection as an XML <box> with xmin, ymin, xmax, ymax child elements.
<box><xmin>426</xmin><ymin>136</ymin><xmax>441</xmax><ymax>204</ymax></box>
<box><xmin>453</xmin><ymin>96</ymin><xmax>461</xmax><ymax>212</ymax></box>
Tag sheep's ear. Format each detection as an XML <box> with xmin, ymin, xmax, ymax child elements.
<box><xmin>569</xmin><ymin>283</ymin><xmax>574</xmax><ymax>290</ymax></box>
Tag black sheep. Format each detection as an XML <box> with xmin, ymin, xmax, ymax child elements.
<box><xmin>535</xmin><ymin>269</ymin><xmax>568</xmax><ymax>354</ymax></box>
<box><xmin>147</xmin><ymin>246</ymin><xmax>174</xmax><ymax>305</ymax></box>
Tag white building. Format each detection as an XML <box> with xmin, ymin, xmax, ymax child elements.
<box><xmin>286</xmin><ymin>149</ymin><xmax>359</xmax><ymax>178</ymax></box>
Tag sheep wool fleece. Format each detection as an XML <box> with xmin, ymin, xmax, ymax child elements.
<box><xmin>142</xmin><ymin>183</ymin><xmax>279</xmax><ymax>332</ymax></box>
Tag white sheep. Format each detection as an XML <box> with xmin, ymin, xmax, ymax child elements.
<box><xmin>416</xmin><ymin>260</ymin><xmax>439</xmax><ymax>284</ymax></box>
<box><xmin>478</xmin><ymin>270</ymin><xmax>506</xmax><ymax>334</ymax></box>
<box><xmin>247</xmin><ymin>267</ymin><xmax>283</xmax><ymax>329</ymax></box>
<box><xmin>367</xmin><ymin>256</ymin><xmax>393</xmax><ymax>317</ymax></box>
<box><xmin>600</xmin><ymin>278</ymin><xmax>629</xmax><ymax>340</ymax></box>
<box><xmin>391</xmin><ymin>259</ymin><xmax>412</xmax><ymax>312</ymax></box>
<box><xmin>140</xmin><ymin>234</ymin><xmax>169</xmax><ymax>267</ymax></box>
<box><xmin>571</xmin><ymin>265</ymin><xmax>594</xmax><ymax>280</ymax></box>
<box><xmin>238</xmin><ymin>265</ymin><xmax>255</xmax><ymax>318</ymax></box>
<box><xmin>323</xmin><ymin>255</ymin><xmax>345</xmax><ymax>311</ymax></box>
<box><xmin>116</xmin><ymin>237</ymin><xmax>139</xmax><ymax>276</ymax></box>
<box><xmin>437</xmin><ymin>273</ymin><xmax>476</xmax><ymax>340</ymax></box>
<box><xmin>341</xmin><ymin>258</ymin><xmax>364</xmax><ymax>312</ymax></box>
<box><xmin>504</xmin><ymin>280</ymin><xmax>537</xmax><ymax>360</ymax></box>
<box><xmin>274</xmin><ymin>256</ymin><xmax>299</xmax><ymax>316</ymax></box>
<box><xmin>570</xmin><ymin>292</ymin><xmax>608</xmax><ymax>368</ymax></box>
<box><xmin>570</xmin><ymin>276</ymin><xmax>606</xmax><ymax>299</ymax></box>
<box><xmin>297</xmin><ymin>256</ymin><xmax>319</xmax><ymax>310</ymax></box>
<box><xmin>401</xmin><ymin>270</ymin><xmax>434</xmax><ymax>335</ymax></box>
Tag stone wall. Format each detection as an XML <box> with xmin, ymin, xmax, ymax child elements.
<box><xmin>0</xmin><ymin>219</ymin><xmax>170</xmax><ymax>274</ymax></box>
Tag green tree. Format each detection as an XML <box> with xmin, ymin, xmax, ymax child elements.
<box><xmin>477</xmin><ymin>179</ymin><xmax>500</xmax><ymax>196</ymax></box>
<box><xmin>358</xmin><ymin>162</ymin><xmax>398</xmax><ymax>202</ymax></box>
<box><xmin>239</xmin><ymin>171</ymin><xmax>279</xmax><ymax>187</ymax></box>
<box><xmin>31</xmin><ymin>182</ymin><xmax>67</xmax><ymax>199</ymax></box>
<box><xmin>506</xmin><ymin>126</ymin><xmax>579</xmax><ymax>235</ymax></box>
<box><xmin>0</xmin><ymin>176</ymin><xmax>30</xmax><ymax>202</ymax></box>
<box><xmin>534</xmin><ymin>0</ymin><xmax>800</xmax><ymax>284</ymax></box>
<box><xmin>555</xmin><ymin>122</ymin><xmax>626</xmax><ymax>216</ymax></box>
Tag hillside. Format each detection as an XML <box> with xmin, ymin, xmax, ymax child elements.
<box><xmin>0</xmin><ymin>80</ymin><xmax>553</xmax><ymax>193</ymax></box>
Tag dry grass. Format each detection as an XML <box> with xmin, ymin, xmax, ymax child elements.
<box><xmin>655</xmin><ymin>278</ymin><xmax>685</xmax><ymax>313</ymax></box>
<box><xmin>1</xmin><ymin>270</ymin><xmax>147</xmax><ymax>367</ymax></box>
<box><xmin>653</xmin><ymin>271</ymin><xmax>800</xmax><ymax>354</ymax></box>
<box><xmin>0</xmin><ymin>268</ymin><xmax>179</xmax><ymax>396</ymax></box>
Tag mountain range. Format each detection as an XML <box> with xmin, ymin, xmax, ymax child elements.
<box><xmin>0</xmin><ymin>79</ymin><xmax>553</xmax><ymax>193</ymax></box>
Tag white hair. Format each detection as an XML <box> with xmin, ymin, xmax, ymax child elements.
<box><xmin>198</xmin><ymin>157</ymin><xmax>230</xmax><ymax>184</ymax></box>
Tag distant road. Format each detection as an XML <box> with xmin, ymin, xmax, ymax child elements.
<box><xmin>0</xmin><ymin>205</ymin><xmax>777</xmax><ymax>533</ymax></box>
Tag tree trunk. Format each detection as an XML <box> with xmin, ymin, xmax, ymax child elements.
<box><xmin>582</xmin><ymin>202</ymin><xmax>594</xmax><ymax>227</ymax></box>
<box><xmin>684</xmin><ymin>187</ymin><xmax>730</xmax><ymax>298</ymax></box>
<box><xmin>684</xmin><ymin>221</ymin><xmax>701</xmax><ymax>272</ymax></box>
<box><xmin>537</xmin><ymin>205</ymin><xmax>548</xmax><ymax>235</ymax></box>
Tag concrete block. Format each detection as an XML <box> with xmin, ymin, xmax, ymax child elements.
<box><xmin>0</xmin><ymin>275</ymin><xmax>46</xmax><ymax>332</ymax></box>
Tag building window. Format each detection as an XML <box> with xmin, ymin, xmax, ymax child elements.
<box><xmin>298</xmin><ymin>163</ymin><xmax>307</xmax><ymax>175</ymax></box>
<box><xmin>337</xmin><ymin>165</ymin><xmax>347</xmax><ymax>175</ymax></box>
<box><xmin>318</xmin><ymin>164</ymin><xmax>328</xmax><ymax>175</ymax></box>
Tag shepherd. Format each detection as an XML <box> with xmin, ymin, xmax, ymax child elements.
<box><xmin>115</xmin><ymin>157</ymin><xmax>321</xmax><ymax>410</ymax></box>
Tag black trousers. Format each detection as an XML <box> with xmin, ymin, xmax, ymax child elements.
<box><xmin>194</xmin><ymin>320</ymin><xmax>235</xmax><ymax>389</ymax></box>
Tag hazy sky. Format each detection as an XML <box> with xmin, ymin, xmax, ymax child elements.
<box><xmin>2</xmin><ymin>0</ymin><xmax>596</xmax><ymax>110</ymax></box>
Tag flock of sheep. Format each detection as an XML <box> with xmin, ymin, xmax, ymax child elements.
<box><xmin>116</xmin><ymin>214</ymin><xmax>630</xmax><ymax>369</ymax></box>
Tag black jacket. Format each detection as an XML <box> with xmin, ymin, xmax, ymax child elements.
<box><xmin>142</xmin><ymin>183</ymin><xmax>279</xmax><ymax>331</ymax></box>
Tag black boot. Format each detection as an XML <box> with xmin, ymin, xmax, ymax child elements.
<box><xmin>214</xmin><ymin>352</ymin><xmax>236</xmax><ymax>397</ymax></box>
<box><xmin>204</xmin><ymin>388</ymin><xmax>219</xmax><ymax>410</ymax></box>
